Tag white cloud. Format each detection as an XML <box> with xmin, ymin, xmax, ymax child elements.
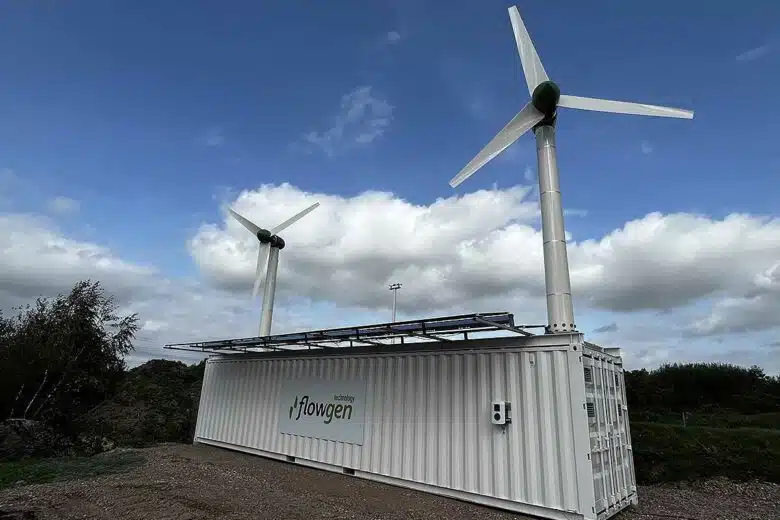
<box><xmin>2</xmin><ymin>183</ymin><xmax>780</xmax><ymax>374</ymax></box>
<box><xmin>188</xmin><ymin>183</ymin><xmax>541</xmax><ymax>314</ymax></box>
<box><xmin>736</xmin><ymin>44</ymin><xmax>771</xmax><ymax>62</ymax></box>
<box><xmin>641</xmin><ymin>141</ymin><xmax>653</xmax><ymax>155</ymax></box>
<box><xmin>686</xmin><ymin>262</ymin><xmax>780</xmax><ymax>336</ymax></box>
<box><xmin>385</xmin><ymin>31</ymin><xmax>401</xmax><ymax>44</ymax></box>
<box><xmin>47</xmin><ymin>196</ymin><xmax>80</xmax><ymax>215</ymax></box>
<box><xmin>201</xmin><ymin>127</ymin><xmax>225</xmax><ymax>147</ymax></box>
<box><xmin>0</xmin><ymin>212</ymin><xmax>374</xmax><ymax>367</ymax></box>
<box><xmin>189</xmin><ymin>184</ymin><xmax>780</xmax><ymax>337</ymax></box>
<box><xmin>0</xmin><ymin>214</ymin><xmax>156</xmax><ymax>304</ymax></box>
<box><xmin>300</xmin><ymin>86</ymin><xmax>393</xmax><ymax>157</ymax></box>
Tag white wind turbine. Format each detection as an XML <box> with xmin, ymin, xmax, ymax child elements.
<box><xmin>229</xmin><ymin>202</ymin><xmax>320</xmax><ymax>337</ymax></box>
<box><xmin>450</xmin><ymin>5</ymin><xmax>694</xmax><ymax>334</ymax></box>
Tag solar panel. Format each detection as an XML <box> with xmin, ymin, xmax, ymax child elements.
<box><xmin>164</xmin><ymin>312</ymin><xmax>545</xmax><ymax>355</ymax></box>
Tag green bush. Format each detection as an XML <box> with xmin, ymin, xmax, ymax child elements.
<box><xmin>0</xmin><ymin>419</ymin><xmax>73</xmax><ymax>461</ymax></box>
<box><xmin>76</xmin><ymin>359</ymin><xmax>205</xmax><ymax>447</ymax></box>
<box><xmin>631</xmin><ymin>422</ymin><xmax>780</xmax><ymax>484</ymax></box>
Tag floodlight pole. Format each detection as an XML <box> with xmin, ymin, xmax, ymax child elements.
<box><xmin>388</xmin><ymin>283</ymin><xmax>402</xmax><ymax>344</ymax></box>
<box><xmin>535</xmin><ymin>122</ymin><xmax>576</xmax><ymax>333</ymax></box>
<box><xmin>389</xmin><ymin>283</ymin><xmax>402</xmax><ymax>323</ymax></box>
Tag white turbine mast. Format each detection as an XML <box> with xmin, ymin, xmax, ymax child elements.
<box><xmin>229</xmin><ymin>201</ymin><xmax>320</xmax><ymax>337</ymax></box>
<box><xmin>450</xmin><ymin>5</ymin><xmax>694</xmax><ymax>334</ymax></box>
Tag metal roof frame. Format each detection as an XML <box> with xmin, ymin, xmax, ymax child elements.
<box><xmin>163</xmin><ymin>312</ymin><xmax>545</xmax><ymax>355</ymax></box>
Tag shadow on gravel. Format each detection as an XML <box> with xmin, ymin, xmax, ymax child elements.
<box><xmin>0</xmin><ymin>509</ymin><xmax>39</xmax><ymax>520</ymax></box>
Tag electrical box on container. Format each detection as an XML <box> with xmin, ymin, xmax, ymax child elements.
<box><xmin>491</xmin><ymin>400</ymin><xmax>511</xmax><ymax>425</ymax></box>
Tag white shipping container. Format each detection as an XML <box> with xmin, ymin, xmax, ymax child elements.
<box><xmin>192</xmin><ymin>331</ymin><xmax>637</xmax><ymax>520</ymax></box>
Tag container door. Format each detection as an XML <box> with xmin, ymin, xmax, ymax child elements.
<box><xmin>583</xmin><ymin>355</ymin><xmax>637</xmax><ymax>518</ymax></box>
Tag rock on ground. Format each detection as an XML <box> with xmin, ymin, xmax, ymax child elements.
<box><xmin>0</xmin><ymin>443</ymin><xmax>778</xmax><ymax>520</ymax></box>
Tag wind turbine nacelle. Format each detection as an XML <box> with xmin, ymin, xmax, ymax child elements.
<box><xmin>531</xmin><ymin>80</ymin><xmax>561</xmax><ymax>118</ymax></box>
<box><xmin>256</xmin><ymin>228</ymin><xmax>272</xmax><ymax>243</ymax></box>
<box><xmin>270</xmin><ymin>235</ymin><xmax>285</xmax><ymax>249</ymax></box>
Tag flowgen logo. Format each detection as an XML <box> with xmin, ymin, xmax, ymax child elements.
<box><xmin>288</xmin><ymin>394</ymin><xmax>355</xmax><ymax>424</ymax></box>
<box><xmin>279</xmin><ymin>377</ymin><xmax>366</xmax><ymax>444</ymax></box>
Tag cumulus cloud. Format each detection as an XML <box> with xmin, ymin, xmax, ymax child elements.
<box><xmin>189</xmin><ymin>183</ymin><xmax>542</xmax><ymax>314</ymax></box>
<box><xmin>188</xmin><ymin>184</ymin><xmax>780</xmax><ymax>340</ymax></box>
<box><xmin>0</xmin><ymin>213</ymin><xmax>366</xmax><ymax>367</ymax></box>
<box><xmin>575</xmin><ymin>213</ymin><xmax>780</xmax><ymax>314</ymax></box>
<box><xmin>0</xmin><ymin>210</ymin><xmax>400</xmax><ymax>367</ymax></box>
<box><xmin>299</xmin><ymin>86</ymin><xmax>393</xmax><ymax>157</ymax></box>
<box><xmin>686</xmin><ymin>263</ymin><xmax>780</xmax><ymax>336</ymax></box>
<box><xmin>0</xmin><ymin>214</ymin><xmax>156</xmax><ymax>305</ymax></box>
<box><xmin>736</xmin><ymin>44</ymin><xmax>772</xmax><ymax>63</ymax></box>
<box><xmin>47</xmin><ymin>196</ymin><xmax>80</xmax><ymax>215</ymax></box>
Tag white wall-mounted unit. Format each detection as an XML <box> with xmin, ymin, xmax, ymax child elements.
<box><xmin>178</xmin><ymin>315</ymin><xmax>637</xmax><ymax>520</ymax></box>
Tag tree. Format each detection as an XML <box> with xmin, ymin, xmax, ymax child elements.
<box><xmin>0</xmin><ymin>280</ymin><xmax>139</xmax><ymax>433</ymax></box>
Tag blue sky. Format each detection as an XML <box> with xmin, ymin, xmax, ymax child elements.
<box><xmin>1</xmin><ymin>1</ymin><xmax>779</xmax><ymax>370</ymax></box>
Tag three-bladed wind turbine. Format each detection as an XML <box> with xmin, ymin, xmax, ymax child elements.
<box><xmin>229</xmin><ymin>202</ymin><xmax>320</xmax><ymax>337</ymax></box>
<box><xmin>449</xmin><ymin>5</ymin><xmax>694</xmax><ymax>334</ymax></box>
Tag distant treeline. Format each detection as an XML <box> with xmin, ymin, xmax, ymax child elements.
<box><xmin>623</xmin><ymin>363</ymin><xmax>780</xmax><ymax>484</ymax></box>
<box><xmin>625</xmin><ymin>362</ymin><xmax>780</xmax><ymax>424</ymax></box>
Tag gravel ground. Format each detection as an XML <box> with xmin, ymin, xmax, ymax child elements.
<box><xmin>0</xmin><ymin>443</ymin><xmax>778</xmax><ymax>520</ymax></box>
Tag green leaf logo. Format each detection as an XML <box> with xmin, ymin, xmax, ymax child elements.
<box><xmin>289</xmin><ymin>396</ymin><xmax>298</xmax><ymax>419</ymax></box>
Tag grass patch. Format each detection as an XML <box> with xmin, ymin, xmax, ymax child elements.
<box><xmin>632</xmin><ymin>422</ymin><xmax>780</xmax><ymax>484</ymax></box>
<box><xmin>0</xmin><ymin>451</ymin><xmax>144</xmax><ymax>490</ymax></box>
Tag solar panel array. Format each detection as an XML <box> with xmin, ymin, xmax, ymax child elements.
<box><xmin>164</xmin><ymin>312</ymin><xmax>545</xmax><ymax>355</ymax></box>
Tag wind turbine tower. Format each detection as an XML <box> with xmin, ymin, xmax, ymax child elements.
<box><xmin>450</xmin><ymin>5</ymin><xmax>694</xmax><ymax>334</ymax></box>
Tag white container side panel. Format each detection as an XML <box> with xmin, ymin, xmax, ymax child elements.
<box><xmin>583</xmin><ymin>351</ymin><xmax>637</xmax><ymax>518</ymax></box>
<box><xmin>195</xmin><ymin>349</ymin><xmax>590</xmax><ymax>516</ymax></box>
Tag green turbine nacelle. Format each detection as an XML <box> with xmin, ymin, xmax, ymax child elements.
<box><xmin>531</xmin><ymin>80</ymin><xmax>561</xmax><ymax>123</ymax></box>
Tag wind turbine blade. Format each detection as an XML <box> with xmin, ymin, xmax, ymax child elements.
<box><xmin>228</xmin><ymin>208</ymin><xmax>262</xmax><ymax>235</ymax></box>
<box><xmin>251</xmin><ymin>244</ymin><xmax>270</xmax><ymax>299</ymax></box>
<box><xmin>558</xmin><ymin>94</ymin><xmax>694</xmax><ymax>119</ymax></box>
<box><xmin>271</xmin><ymin>201</ymin><xmax>320</xmax><ymax>235</ymax></box>
<box><xmin>508</xmin><ymin>5</ymin><xmax>549</xmax><ymax>95</ymax></box>
<box><xmin>450</xmin><ymin>102</ymin><xmax>544</xmax><ymax>188</ymax></box>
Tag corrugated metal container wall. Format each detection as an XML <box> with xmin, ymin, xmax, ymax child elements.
<box><xmin>583</xmin><ymin>347</ymin><xmax>638</xmax><ymax>519</ymax></box>
<box><xmin>194</xmin><ymin>338</ymin><xmax>636</xmax><ymax>520</ymax></box>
